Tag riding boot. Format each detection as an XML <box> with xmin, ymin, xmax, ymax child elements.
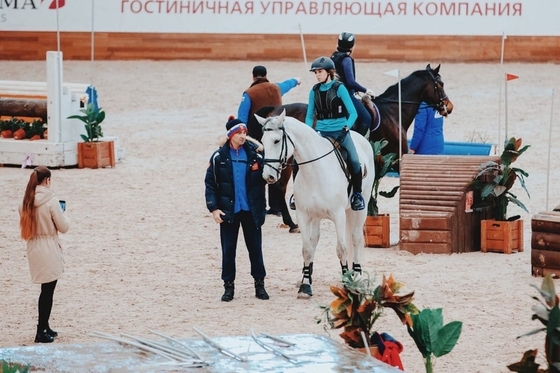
<box><xmin>221</xmin><ymin>281</ymin><xmax>234</xmax><ymax>302</ymax></box>
<box><xmin>254</xmin><ymin>279</ymin><xmax>269</xmax><ymax>300</ymax></box>
<box><xmin>46</xmin><ymin>323</ymin><xmax>58</xmax><ymax>338</ymax></box>
<box><xmin>350</xmin><ymin>171</ymin><xmax>365</xmax><ymax>211</ymax></box>
<box><xmin>35</xmin><ymin>325</ymin><xmax>54</xmax><ymax>343</ymax></box>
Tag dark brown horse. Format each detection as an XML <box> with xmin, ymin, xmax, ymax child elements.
<box><xmin>247</xmin><ymin>103</ymin><xmax>307</xmax><ymax>233</ymax></box>
<box><xmin>247</xmin><ymin>64</ymin><xmax>453</xmax><ymax>231</ymax></box>
<box><xmin>368</xmin><ymin>64</ymin><xmax>454</xmax><ymax>165</ymax></box>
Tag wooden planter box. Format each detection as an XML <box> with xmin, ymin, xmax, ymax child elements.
<box><xmin>481</xmin><ymin>219</ymin><xmax>523</xmax><ymax>254</ymax></box>
<box><xmin>363</xmin><ymin>214</ymin><xmax>390</xmax><ymax>248</ymax></box>
<box><xmin>78</xmin><ymin>141</ymin><xmax>115</xmax><ymax>169</ymax></box>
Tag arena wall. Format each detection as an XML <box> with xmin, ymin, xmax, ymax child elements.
<box><xmin>1</xmin><ymin>32</ymin><xmax>559</xmax><ymax>62</ymax></box>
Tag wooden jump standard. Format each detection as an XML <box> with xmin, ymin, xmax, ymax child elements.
<box><xmin>398</xmin><ymin>154</ymin><xmax>497</xmax><ymax>254</ymax></box>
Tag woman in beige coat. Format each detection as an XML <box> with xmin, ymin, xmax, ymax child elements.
<box><xmin>20</xmin><ymin>166</ymin><xmax>69</xmax><ymax>343</ymax></box>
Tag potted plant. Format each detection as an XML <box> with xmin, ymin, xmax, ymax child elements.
<box><xmin>407</xmin><ymin>308</ymin><xmax>463</xmax><ymax>373</ymax></box>
<box><xmin>508</xmin><ymin>274</ymin><xmax>560</xmax><ymax>373</ymax></box>
<box><xmin>364</xmin><ymin>139</ymin><xmax>400</xmax><ymax>248</ymax></box>
<box><xmin>471</xmin><ymin>137</ymin><xmax>530</xmax><ymax>253</ymax></box>
<box><xmin>316</xmin><ymin>270</ymin><xmax>417</xmax><ymax>353</ymax></box>
<box><xmin>68</xmin><ymin>102</ymin><xmax>115</xmax><ymax>169</ymax></box>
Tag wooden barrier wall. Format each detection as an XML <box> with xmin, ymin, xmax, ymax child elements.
<box><xmin>399</xmin><ymin>154</ymin><xmax>497</xmax><ymax>254</ymax></box>
<box><xmin>531</xmin><ymin>211</ymin><xmax>560</xmax><ymax>277</ymax></box>
<box><xmin>1</xmin><ymin>32</ymin><xmax>560</xmax><ymax>62</ymax></box>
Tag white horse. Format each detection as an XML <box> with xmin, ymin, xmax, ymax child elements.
<box><xmin>256</xmin><ymin>110</ymin><xmax>375</xmax><ymax>298</ymax></box>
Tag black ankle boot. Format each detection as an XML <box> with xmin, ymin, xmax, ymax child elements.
<box><xmin>254</xmin><ymin>279</ymin><xmax>269</xmax><ymax>300</ymax></box>
<box><xmin>35</xmin><ymin>326</ymin><xmax>54</xmax><ymax>343</ymax></box>
<box><xmin>221</xmin><ymin>281</ymin><xmax>234</xmax><ymax>302</ymax></box>
<box><xmin>46</xmin><ymin>325</ymin><xmax>58</xmax><ymax>338</ymax></box>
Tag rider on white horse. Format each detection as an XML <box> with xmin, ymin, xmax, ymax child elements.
<box><xmin>305</xmin><ymin>56</ymin><xmax>366</xmax><ymax>211</ymax></box>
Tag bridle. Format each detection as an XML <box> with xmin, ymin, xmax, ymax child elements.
<box><xmin>428</xmin><ymin>70</ymin><xmax>450</xmax><ymax>114</ymax></box>
<box><xmin>262</xmin><ymin>119</ymin><xmax>336</xmax><ymax>178</ymax></box>
<box><xmin>262</xmin><ymin>123</ymin><xmax>294</xmax><ymax>177</ymax></box>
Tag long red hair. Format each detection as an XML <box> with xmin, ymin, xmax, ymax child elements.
<box><xmin>20</xmin><ymin>166</ymin><xmax>50</xmax><ymax>241</ymax></box>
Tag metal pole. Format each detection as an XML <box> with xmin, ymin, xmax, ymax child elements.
<box><xmin>497</xmin><ymin>32</ymin><xmax>506</xmax><ymax>154</ymax></box>
<box><xmin>91</xmin><ymin>0</ymin><xmax>95</xmax><ymax>85</ymax></box>
<box><xmin>398</xmin><ymin>70</ymin><xmax>402</xmax><ymax>162</ymax></box>
<box><xmin>55</xmin><ymin>0</ymin><xmax>61</xmax><ymax>52</ymax></box>
<box><xmin>546</xmin><ymin>88</ymin><xmax>555</xmax><ymax>211</ymax></box>
<box><xmin>298</xmin><ymin>24</ymin><xmax>310</xmax><ymax>88</ymax></box>
<box><xmin>504</xmin><ymin>73</ymin><xmax>508</xmax><ymax>142</ymax></box>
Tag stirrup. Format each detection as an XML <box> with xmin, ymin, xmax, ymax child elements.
<box><xmin>350</xmin><ymin>193</ymin><xmax>365</xmax><ymax>211</ymax></box>
<box><xmin>289</xmin><ymin>194</ymin><xmax>296</xmax><ymax>210</ymax></box>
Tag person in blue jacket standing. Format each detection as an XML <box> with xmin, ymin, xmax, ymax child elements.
<box><xmin>409</xmin><ymin>102</ymin><xmax>445</xmax><ymax>155</ymax></box>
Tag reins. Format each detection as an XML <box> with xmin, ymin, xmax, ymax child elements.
<box><xmin>262</xmin><ymin>122</ymin><xmax>337</xmax><ymax>171</ymax></box>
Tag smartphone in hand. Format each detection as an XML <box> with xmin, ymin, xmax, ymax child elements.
<box><xmin>59</xmin><ymin>200</ymin><xmax>66</xmax><ymax>212</ymax></box>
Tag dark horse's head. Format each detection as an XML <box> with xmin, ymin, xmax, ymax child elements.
<box><xmin>418</xmin><ymin>64</ymin><xmax>453</xmax><ymax>116</ymax></box>
<box><xmin>369</xmin><ymin>64</ymin><xmax>454</xmax><ymax>166</ymax></box>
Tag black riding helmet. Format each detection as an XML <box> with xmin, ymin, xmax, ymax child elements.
<box><xmin>309</xmin><ymin>56</ymin><xmax>335</xmax><ymax>71</ymax></box>
<box><xmin>337</xmin><ymin>32</ymin><xmax>355</xmax><ymax>51</ymax></box>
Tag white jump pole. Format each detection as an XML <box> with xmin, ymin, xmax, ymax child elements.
<box><xmin>546</xmin><ymin>88</ymin><xmax>555</xmax><ymax>211</ymax></box>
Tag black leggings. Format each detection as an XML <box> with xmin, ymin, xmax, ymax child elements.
<box><xmin>38</xmin><ymin>280</ymin><xmax>57</xmax><ymax>328</ymax></box>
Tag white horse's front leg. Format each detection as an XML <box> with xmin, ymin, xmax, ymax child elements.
<box><xmin>346</xmin><ymin>209</ymin><xmax>366</xmax><ymax>273</ymax></box>
<box><xmin>332</xmin><ymin>211</ymin><xmax>349</xmax><ymax>274</ymax></box>
<box><xmin>297</xmin><ymin>216</ymin><xmax>319</xmax><ymax>299</ymax></box>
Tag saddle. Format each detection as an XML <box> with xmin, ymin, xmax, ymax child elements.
<box><xmin>360</xmin><ymin>94</ymin><xmax>381</xmax><ymax>133</ymax></box>
<box><xmin>324</xmin><ymin>130</ymin><xmax>368</xmax><ymax>194</ymax></box>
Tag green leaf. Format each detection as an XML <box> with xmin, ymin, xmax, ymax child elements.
<box><xmin>433</xmin><ymin>321</ymin><xmax>463</xmax><ymax>357</ymax></box>
<box><xmin>379</xmin><ymin>186</ymin><xmax>400</xmax><ymax>199</ymax></box>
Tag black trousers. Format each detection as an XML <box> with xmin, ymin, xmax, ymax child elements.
<box><xmin>220</xmin><ymin>210</ymin><xmax>266</xmax><ymax>283</ymax></box>
<box><xmin>38</xmin><ymin>280</ymin><xmax>57</xmax><ymax>328</ymax></box>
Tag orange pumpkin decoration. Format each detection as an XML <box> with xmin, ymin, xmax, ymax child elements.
<box><xmin>13</xmin><ymin>128</ymin><xmax>26</xmax><ymax>140</ymax></box>
<box><xmin>0</xmin><ymin>129</ymin><xmax>13</xmax><ymax>138</ymax></box>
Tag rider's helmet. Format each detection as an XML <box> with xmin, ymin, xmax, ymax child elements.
<box><xmin>309</xmin><ymin>56</ymin><xmax>335</xmax><ymax>72</ymax></box>
<box><xmin>337</xmin><ymin>32</ymin><xmax>355</xmax><ymax>51</ymax></box>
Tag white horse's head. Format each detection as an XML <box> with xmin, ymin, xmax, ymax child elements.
<box><xmin>255</xmin><ymin>109</ymin><xmax>293</xmax><ymax>184</ymax></box>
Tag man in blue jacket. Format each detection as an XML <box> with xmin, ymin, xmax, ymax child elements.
<box><xmin>205</xmin><ymin>116</ymin><xmax>269</xmax><ymax>302</ymax></box>
<box><xmin>409</xmin><ymin>102</ymin><xmax>445</xmax><ymax>155</ymax></box>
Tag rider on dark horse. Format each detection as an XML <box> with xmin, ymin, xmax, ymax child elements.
<box><xmin>331</xmin><ymin>32</ymin><xmax>376</xmax><ymax>137</ymax></box>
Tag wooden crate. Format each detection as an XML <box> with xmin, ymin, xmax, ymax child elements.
<box><xmin>398</xmin><ymin>155</ymin><xmax>497</xmax><ymax>254</ymax></box>
<box><xmin>363</xmin><ymin>214</ymin><xmax>390</xmax><ymax>248</ymax></box>
<box><xmin>531</xmin><ymin>212</ymin><xmax>560</xmax><ymax>277</ymax></box>
<box><xmin>480</xmin><ymin>219</ymin><xmax>523</xmax><ymax>254</ymax></box>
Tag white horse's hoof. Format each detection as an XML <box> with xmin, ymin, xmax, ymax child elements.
<box><xmin>297</xmin><ymin>284</ymin><xmax>312</xmax><ymax>299</ymax></box>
